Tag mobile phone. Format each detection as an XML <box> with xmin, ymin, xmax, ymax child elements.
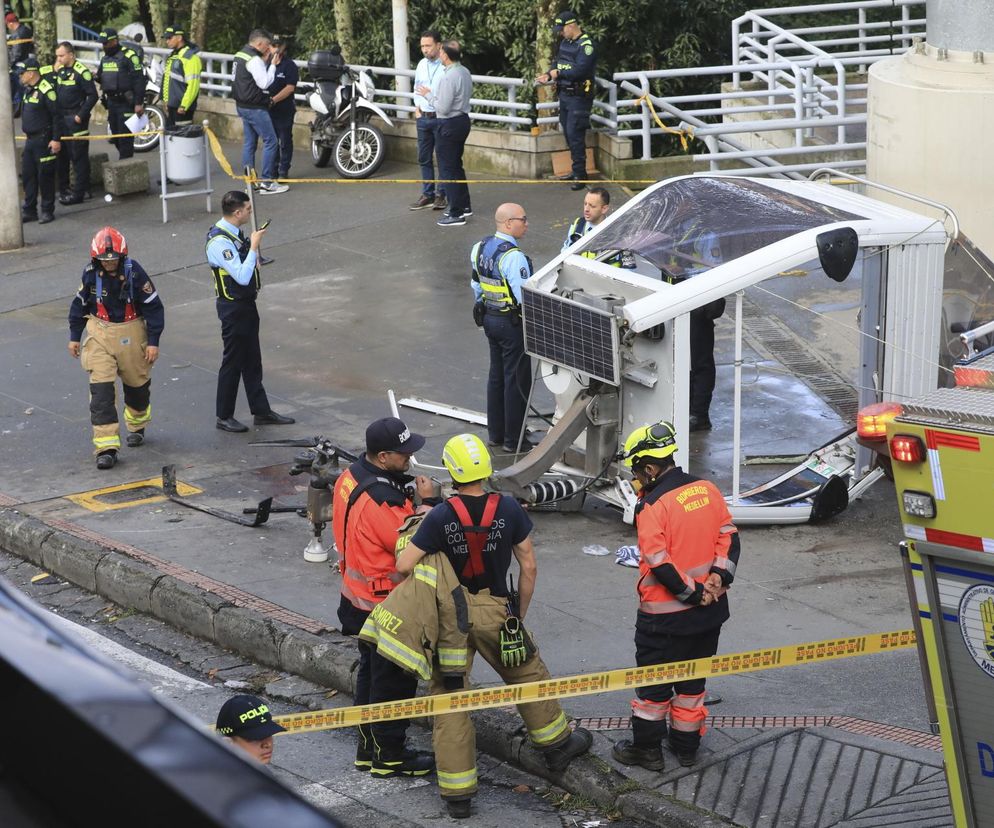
<box><xmin>258</xmin><ymin>219</ymin><xmax>271</xmax><ymax>231</ymax></box>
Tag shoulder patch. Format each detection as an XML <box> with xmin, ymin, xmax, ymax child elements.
<box><xmin>222</xmin><ymin>249</ymin><xmax>234</xmax><ymax>260</ymax></box>
<box><xmin>584</xmin><ymin>45</ymin><xmax>593</xmax><ymax>55</ymax></box>
<box><xmin>141</xmin><ymin>280</ymin><xmax>154</xmax><ymax>294</ymax></box>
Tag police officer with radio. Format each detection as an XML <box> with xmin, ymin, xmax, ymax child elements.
<box><xmin>53</xmin><ymin>42</ymin><xmax>98</xmax><ymax>206</ymax></box>
<box><xmin>536</xmin><ymin>10</ymin><xmax>596</xmax><ymax>191</ymax></box>
<box><xmin>16</xmin><ymin>58</ymin><xmax>61</xmax><ymax>224</ymax></box>
<box><xmin>471</xmin><ymin>203</ymin><xmax>535</xmax><ymax>454</ymax></box>
<box><xmin>95</xmin><ymin>27</ymin><xmax>146</xmax><ymax>160</ymax></box>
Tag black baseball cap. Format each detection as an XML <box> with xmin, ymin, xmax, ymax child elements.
<box><xmin>98</xmin><ymin>27</ymin><xmax>118</xmax><ymax>43</ymax></box>
<box><xmin>554</xmin><ymin>10</ymin><xmax>578</xmax><ymax>31</ymax></box>
<box><xmin>14</xmin><ymin>57</ymin><xmax>39</xmax><ymax>73</ymax></box>
<box><xmin>216</xmin><ymin>694</ymin><xmax>287</xmax><ymax>741</ymax></box>
<box><xmin>163</xmin><ymin>25</ymin><xmax>184</xmax><ymax>37</ymax></box>
<box><xmin>365</xmin><ymin>417</ymin><xmax>426</xmax><ymax>455</ymax></box>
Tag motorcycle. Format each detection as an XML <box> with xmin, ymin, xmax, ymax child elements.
<box><xmin>306</xmin><ymin>50</ymin><xmax>392</xmax><ymax>178</ymax></box>
<box><xmin>105</xmin><ymin>53</ymin><xmax>165</xmax><ymax>153</ymax></box>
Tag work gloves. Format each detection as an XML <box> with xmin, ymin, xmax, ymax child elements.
<box><xmin>499</xmin><ymin>616</ymin><xmax>533</xmax><ymax>668</ymax></box>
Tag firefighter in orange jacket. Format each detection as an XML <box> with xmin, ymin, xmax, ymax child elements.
<box><xmin>612</xmin><ymin>421</ymin><xmax>740</xmax><ymax>771</ymax></box>
<box><xmin>331</xmin><ymin>416</ymin><xmax>437</xmax><ymax>777</ymax></box>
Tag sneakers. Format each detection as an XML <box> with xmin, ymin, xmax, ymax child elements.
<box><xmin>410</xmin><ymin>194</ymin><xmax>434</xmax><ymax>210</ymax></box>
<box><xmin>544</xmin><ymin>727</ymin><xmax>593</xmax><ymax>772</ymax></box>
<box><xmin>462</xmin><ymin>208</ymin><xmax>473</xmax><ymax>217</ymax></box>
<box><xmin>258</xmin><ymin>182</ymin><xmax>289</xmax><ymax>195</ymax></box>
<box><xmin>432</xmin><ymin>194</ymin><xmax>448</xmax><ymax>210</ymax></box>
<box><xmin>445</xmin><ymin>799</ymin><xmax>472</xmax><ymax>819</ymax></box>
<box><xmin>611</xmin><ymin>739</ymin><xmax>666</xmax><ymax>771</ymax></box>
<box><xmin>126</xmin><ymin>429</ymin><xmax>144</xmax><ymax>447</ymax></box>
<box><xmin>370</xmin><ymin>748</ymin><xmax>435</xmax><ymax>778</ymax></box>
<box><xmin>437</xmin><ymin>214</ymin><xmax>466</xmax><ymax>227</ymax></box>
<box><xmin>96</xmin><ymin>450</ymin><xmax>117</xmax><ymax>470</ymax></box>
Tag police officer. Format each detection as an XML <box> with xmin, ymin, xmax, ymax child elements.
<box><xmin>52</xmin><ymin>42</ymin><xmax>97</xmax><ymax>206</ymax></box>
<box><xmin>331</xmin><ymin>417</ymin><xmax>436</xmax><ymax>777</ymax></box>
<box><xmin>206</xmin><ymin>191</ymin><xmax>295</xmax><ymax>432</ymax></box>
<box><xmin>562</xmin><ymin>186</ymin><xmax>635</xmax><ymax>268</ymax></box>
<box><xmin>536</xmin><ymin>10</ymin><xmax>596</xmax><ymax>191</ymax></box>
<box><xmin>471</xmin><ymin>203</ymin><xmax>534</xmax><ymax>453</ymax></box>
<box><xmin>161</xmin><ymin>25</ymin><xmax>202</xmax><ymax>128</ymax></box>
<box><xmin>16</xmin><ymin>58</ymin><xmax>61</xmax><ymax>224</ymax></box>
<box><xmin>95</xmin><ymin>27</ymin><xmax>146</xmax><ymax>160</ymax></box>
<box><xmin>396</xmin><ymin>434</ymin><xmax>593</xmax><ymax>819</ymax></box>
<box><xmin>68</xmin><ymin>226</ymin><xmax>164</xmax><ymax>469</ymax></box>
<box><xmin>215</xmin><ymin>694</ymin><xmax>286</xmax><ymax>765</ymax></box>
<box><xmin>612</xmin><ymin>422</ymin><xmax>740</xmax><ymax>771</ymax></box>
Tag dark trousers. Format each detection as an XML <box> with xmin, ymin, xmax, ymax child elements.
<box><xmin>558</xmin><ymin>94</ymin><xmax>592</xmax><ymax>180</ymax></box>
<box><xmin>215</xmin><ymin>299</ymin><xmax>271</xmax><ymax>419</ymax></box>
<box><xmin>436</xmin><ymin>112</ymin><xmax>471</xmax><ymax>217</ymax></box>
<box><xmin>632</xmin><ymin>624</ymin><xmax>721</xmax><ymax>753</ymax></box>
<box><xmin>165</xmin><ymin>103</ymin><xmax>197</xmax><ymax>128</ymax></box>
<box><xmin>106</xmin><ymin>98</ymin><xmax>134</xmax><ymax>159</ymax></box>
<box><xmin>483</xmin><ymin>311</ymin><xmax>531</xmax><ymax>449</ymax></box>
<box><xmin>369</xmin><ymin>649</ymin><xmax>419</xmax><ymax>756</ymax></box>
<box><xmin>355</xmin><ymin>640</ymin><xmax>373</xmax><ymax>755</ymax></box>
<box><xmin>689</xmin><ymin>305</ymin><xmax>720</xmax><ymax>420</ymax></box>
<box><xmin>416</xmin><ymin>115</ymin><xmax>440</xmax><ymax>197</ymax></box>
<box><xmin>57</xmin><ymin>115</ymin><xmax>90</xmax><ymax>198</ymax></box>
<box><xmin>270</xmin><ymin>111</ymin><xmax>295</xmax><ymax>178</ymax></box>
<box><xmin>21</xmin><ymin>134</ymin><xmax>57</xmax><ymax>215</ymax></box>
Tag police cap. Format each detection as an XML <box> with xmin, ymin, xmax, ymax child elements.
<box><xmin>553</xmin><ymin>9</ymin><xmax>579</xmax><ymax>31</ymax></box>
<box><xmin>163</xmin><ymin>25</ymin><xmax>184</xmax><ymax>37</ymax></box>
<box><xmin>14</xmin><ymin>57</ymin><xmax>39</xmax><ymax>74</ymax></box>
<box><xmin>215</xmin><ymin>694</ymin><xmax>287</xmax><ymax>740</ymax></box>
<box><xmin>98</xmin><ymin>27</ymin><xmax>119</xmax><ymax>43</ymax></box>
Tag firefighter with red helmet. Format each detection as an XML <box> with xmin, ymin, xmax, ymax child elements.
<box><xmin>68</xmin><ymin>227</ymin><xmax>164</xmax><ymax>469</ymax></box>
<box><xmin>612</xmin><ymin>422</ymin><xmax>740</xmax><ymax>771</ymax></box>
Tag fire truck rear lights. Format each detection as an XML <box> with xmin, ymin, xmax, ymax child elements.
<box><xmin>954</xmin><ymin>366</ymin><xmax>994</xmax><ymax>388</ymax></box>
<box><xmin>902</xmin><ymin>490</ymin><xmax>936</xmax><ymax>519</ymax></box>
<box><xmin>856</xmin><ymin>402</ymin><xmax>904</xmax><ymax>440</ymax></box>
<box><xmin>890</xmin><ymin>434</ymin><xmax>925</xmax><ymax>463</ymax></box>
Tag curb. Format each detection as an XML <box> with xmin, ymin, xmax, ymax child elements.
<box><xmin>0</xmin><ymin>507</ymin><xmax>720</xmax><ymax>827</ymax></box>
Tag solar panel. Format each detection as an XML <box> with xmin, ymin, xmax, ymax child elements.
<box><xmin>523</xmin><ymin>289</ymin><xmax>620</xmax><ymax>385</ymax></box>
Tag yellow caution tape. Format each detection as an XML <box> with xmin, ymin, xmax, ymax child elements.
<box><xmin>8</xmin><ymin>37</ymin><xmax>33</xmax><ymax>45</ymax></box>
<box><xmin>272</xmin><ymin>628</ymin><xmax>916</xmax><ymax>735</ymax></box>
<box><xmin>635</xmin><ymin>93</ymin><xmax>694</xmax><ymax>152</ymax></box>
<box><xmin>15</xmin><ymin>131</ymin><xmax>163</xmax><ymax>142</ymax></box>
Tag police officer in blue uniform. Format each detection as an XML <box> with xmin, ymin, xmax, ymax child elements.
<box><xmin>95</xmin><ymin>27</ymin><xmax>146</xmax><ymax>160</ymax></box>
<box><xmin>53</xmin><ymin>41</ymin><xmax>98</xmax><ymax>206</ymax></box>
<box><xmin>206</xmin><ymin>191</ymin><xmax>296</xmax><ymax>433</ymax></box>
<box><xmin>537</xmin><ymin>10</ymin><xmax>596</xmax><ymax>191</ymax></box>
<box><xmin>16</xmin><ymin>58</ymin><xmax>62</xmax><ymax>224</ymax></box>
<box><xmin>471</xmin><ymin>203</ymin><xmax>535</xmax><ymax>453</ymax></box>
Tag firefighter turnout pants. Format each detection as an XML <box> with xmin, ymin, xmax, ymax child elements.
<box><xmin>630</xmin><ymin>624</ymin><xmax>721</xmax><ymax>756</ymax></box>
<box><xmin>79</xmin><ymin>316</ymin><xmax>152</xmax><ymax>453</ymax></box>
<box><xmin>430</xmin><ymin>591</ymin><xmax>572</xmax><ymax>801</ymax></box>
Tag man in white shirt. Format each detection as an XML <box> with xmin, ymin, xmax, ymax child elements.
<box><xmin>232</xmin><ymin>29</ymin><xmax>288</xmax><ymax>194</ymax></box>
<box><xmin>409</xmin><ymin>30</ymin><xmax>446</xmax><ymax>212</ymax></box>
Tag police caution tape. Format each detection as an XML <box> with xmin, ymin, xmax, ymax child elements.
<box><xmin>272</xmin><ymin>629</ymin><xmax>916</xmax><ymax>735</ymax></box>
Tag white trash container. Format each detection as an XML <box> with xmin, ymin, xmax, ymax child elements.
<box><xmin>164</xmin><ymin>125</ymin><xmax>205</xmax><ymax>183</ymax></box>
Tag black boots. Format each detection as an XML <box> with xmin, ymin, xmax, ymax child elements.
<box><xmin>544</xmin><ymin>727</ymin><xmax>593</xmax><ymax>772</ymax></box>
<box><xmin>96</xmin><ymin>450</ymin><xmax>117</xmax><ymax>470</ymax></box>
<box><xmin>445</xmin><ymin>799</ymin><xmax>472</xmax><ymax>819</ymax></box>
<box><xmin>370</xmin><ymin>747</ymin><xmax>435</xmax><ymax>778</ymax></box>
<box><xmin>611</xmin><ymin>739</ymin><xmax>666</xmax><ymax>771</ymax></box>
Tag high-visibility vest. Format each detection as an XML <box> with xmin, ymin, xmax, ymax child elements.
<box><xmin>163</xmin><ymin>44</ymin><xmax>202</xmax><ymax>110</ymax></box>
<box><xmin>472</xmin><ymin>235</ymin><xmax>532</xmax><ymax>314</ymax></box>
<box><xmin>206</xmin><ymin>221</ymin><xmax>260</xmax><ymax>301</ymax></box>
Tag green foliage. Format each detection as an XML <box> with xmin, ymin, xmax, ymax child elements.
<box><xmin>72</xmin><ymin>0</ymin><xmax>128</xmax><ymax>32</ymax></box>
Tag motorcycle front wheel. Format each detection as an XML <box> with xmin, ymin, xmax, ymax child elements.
<box><xmin>311</xmin><ymin>137</ymin><xmax>333</xmax><ymax>168</ymax></box>
<box><xmin>134</xmin><ymin>104</ymin><xmax>164</xmax><ymax>152</ymax></box>
<box><xmin>331</xmin><ymin>123</ymin><xmax>386</xmax><ymax>179</ymax></box>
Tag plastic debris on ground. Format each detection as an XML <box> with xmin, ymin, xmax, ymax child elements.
<box><xmin>582</xmin><ymin>544</ymin><xmax>611</xmax><ymax>556</ymax></box>
<box><xmin>615</xmin><ymin>545</ymin><xmax>640</xmax><ymax>568</ymax></box>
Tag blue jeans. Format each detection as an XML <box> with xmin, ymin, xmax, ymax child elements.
<box><xmin>237</xmin><ymin>106</ymin><xmax>278</xmax><ymax>180</ymax></box>
<box><xmin>271</xmin><ymin>110</ymin><xmax>295</xmax><ymax>178</ymax></box>
<box><xmin>482</xmin><ymin>311</ymin><xmax>531</xmax><ymax>449</ymax></box>
<box><xmin>416</xmin><ymin>115</ymin><xmax>439</xmax><ymax>197</ymax></box>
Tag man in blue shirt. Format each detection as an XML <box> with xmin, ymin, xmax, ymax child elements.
<box><xmin>268</xmin><ymin>37</ymin><xmax>298</xmax><ymax>180</ymax></box>
<box><xmin>206</xmin><ymin>191</ymin><xmax>295</xmax><ymax>432</ymax></box>
<box><xmin>470</xmin><ymin>203</ymin><xmax>534</xmax><ymax>452</ymax></box>
<box><xmin>409</xmin><ymin>30</ymin><xmax>446</xmax><ymax>212</ymax></box>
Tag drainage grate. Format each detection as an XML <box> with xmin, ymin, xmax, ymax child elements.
<box><xmin>93</xmin><ymin>485</ymin><xmax>162</xmax><ymax>504</ymax></box>
<box><xmin>741</xmin><ymin>296</ymin><xmax>859</xmax><ymax>422</ymax></box>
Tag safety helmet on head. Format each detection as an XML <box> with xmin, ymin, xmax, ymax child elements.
<box><xmin>442</xmin><ymin>434</ymin><xmax>493</xmax><ymax>483</ymax></box>
<box><xmin>621</xmin><ymin>421</ymin><xmax>678</xmax><ymax>468</ymax></box>
<box><xmin>90</xmin><ymin>226</ymin><xmax>128</xmax><ymax>265</ymax></box>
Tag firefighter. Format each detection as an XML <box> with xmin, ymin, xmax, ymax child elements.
<box><xmin>396</xmin><ymin>434</ymin><xmax>593</xmax><ymax>819</ymax></box>
<box><xmin>331</xmin><ymin>416</ymin><xmax>437</xmax><ymax>777</ymax></box>
<box><xmin>611</xmin><ymin>422</ymin><xmax>740</xmax><ymax>770</ymax></box>
<box><xmin>68</xmin><ymin>227</ymin><xmax>164</xmax><ymax>469</ymax></box>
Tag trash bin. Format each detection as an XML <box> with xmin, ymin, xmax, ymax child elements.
<box><xmin>164</xmin><ymin>124</ymin><xmax>205</xmax><ymax>184</ymax></box>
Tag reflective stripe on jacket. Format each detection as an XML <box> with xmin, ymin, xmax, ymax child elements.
<box><xmin>205</xmin><ymin>221</ymin><xmax>260</xmax><ymax>301</ymax></box>
<box><xmin>163</xmin><ymin>44</ymin><xmax>202</xmax><ymax>110</ymax></box>
<box><xmin>359</xmin><ymin>536</ymin><xmax>470</xmax><ymax>681</ymax></box>
<box><xmin>472</xmin><ymin>235</ymin><xmax>532</xmax><ymax>313</ymax></box>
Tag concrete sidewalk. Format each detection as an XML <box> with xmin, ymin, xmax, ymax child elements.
<box><xmin>0</xmin><ymin>134</ymin><xmax>950</xmax><ymax>825</ymax></box>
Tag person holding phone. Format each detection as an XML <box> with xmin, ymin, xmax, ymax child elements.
<box><xmin>206</xmin><ymin>191</ymin><xmax>295</xmax><ymax>432</ymax></box>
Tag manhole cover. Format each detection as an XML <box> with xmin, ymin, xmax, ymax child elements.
<box><xmin>93</xmin><ymin>485</ymin><xmax>162</xmax><ymax>504</ymax></box>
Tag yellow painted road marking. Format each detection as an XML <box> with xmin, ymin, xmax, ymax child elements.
<box><xmin>66</xmin><ymin>476</ymin><xmax>202</xmax><ymax>513</ymax></box>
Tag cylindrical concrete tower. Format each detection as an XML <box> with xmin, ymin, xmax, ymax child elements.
<box><xmin>867</xmin><ymin>0</ymin><xmax>994</xmax><ymax>251</ymax></box>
